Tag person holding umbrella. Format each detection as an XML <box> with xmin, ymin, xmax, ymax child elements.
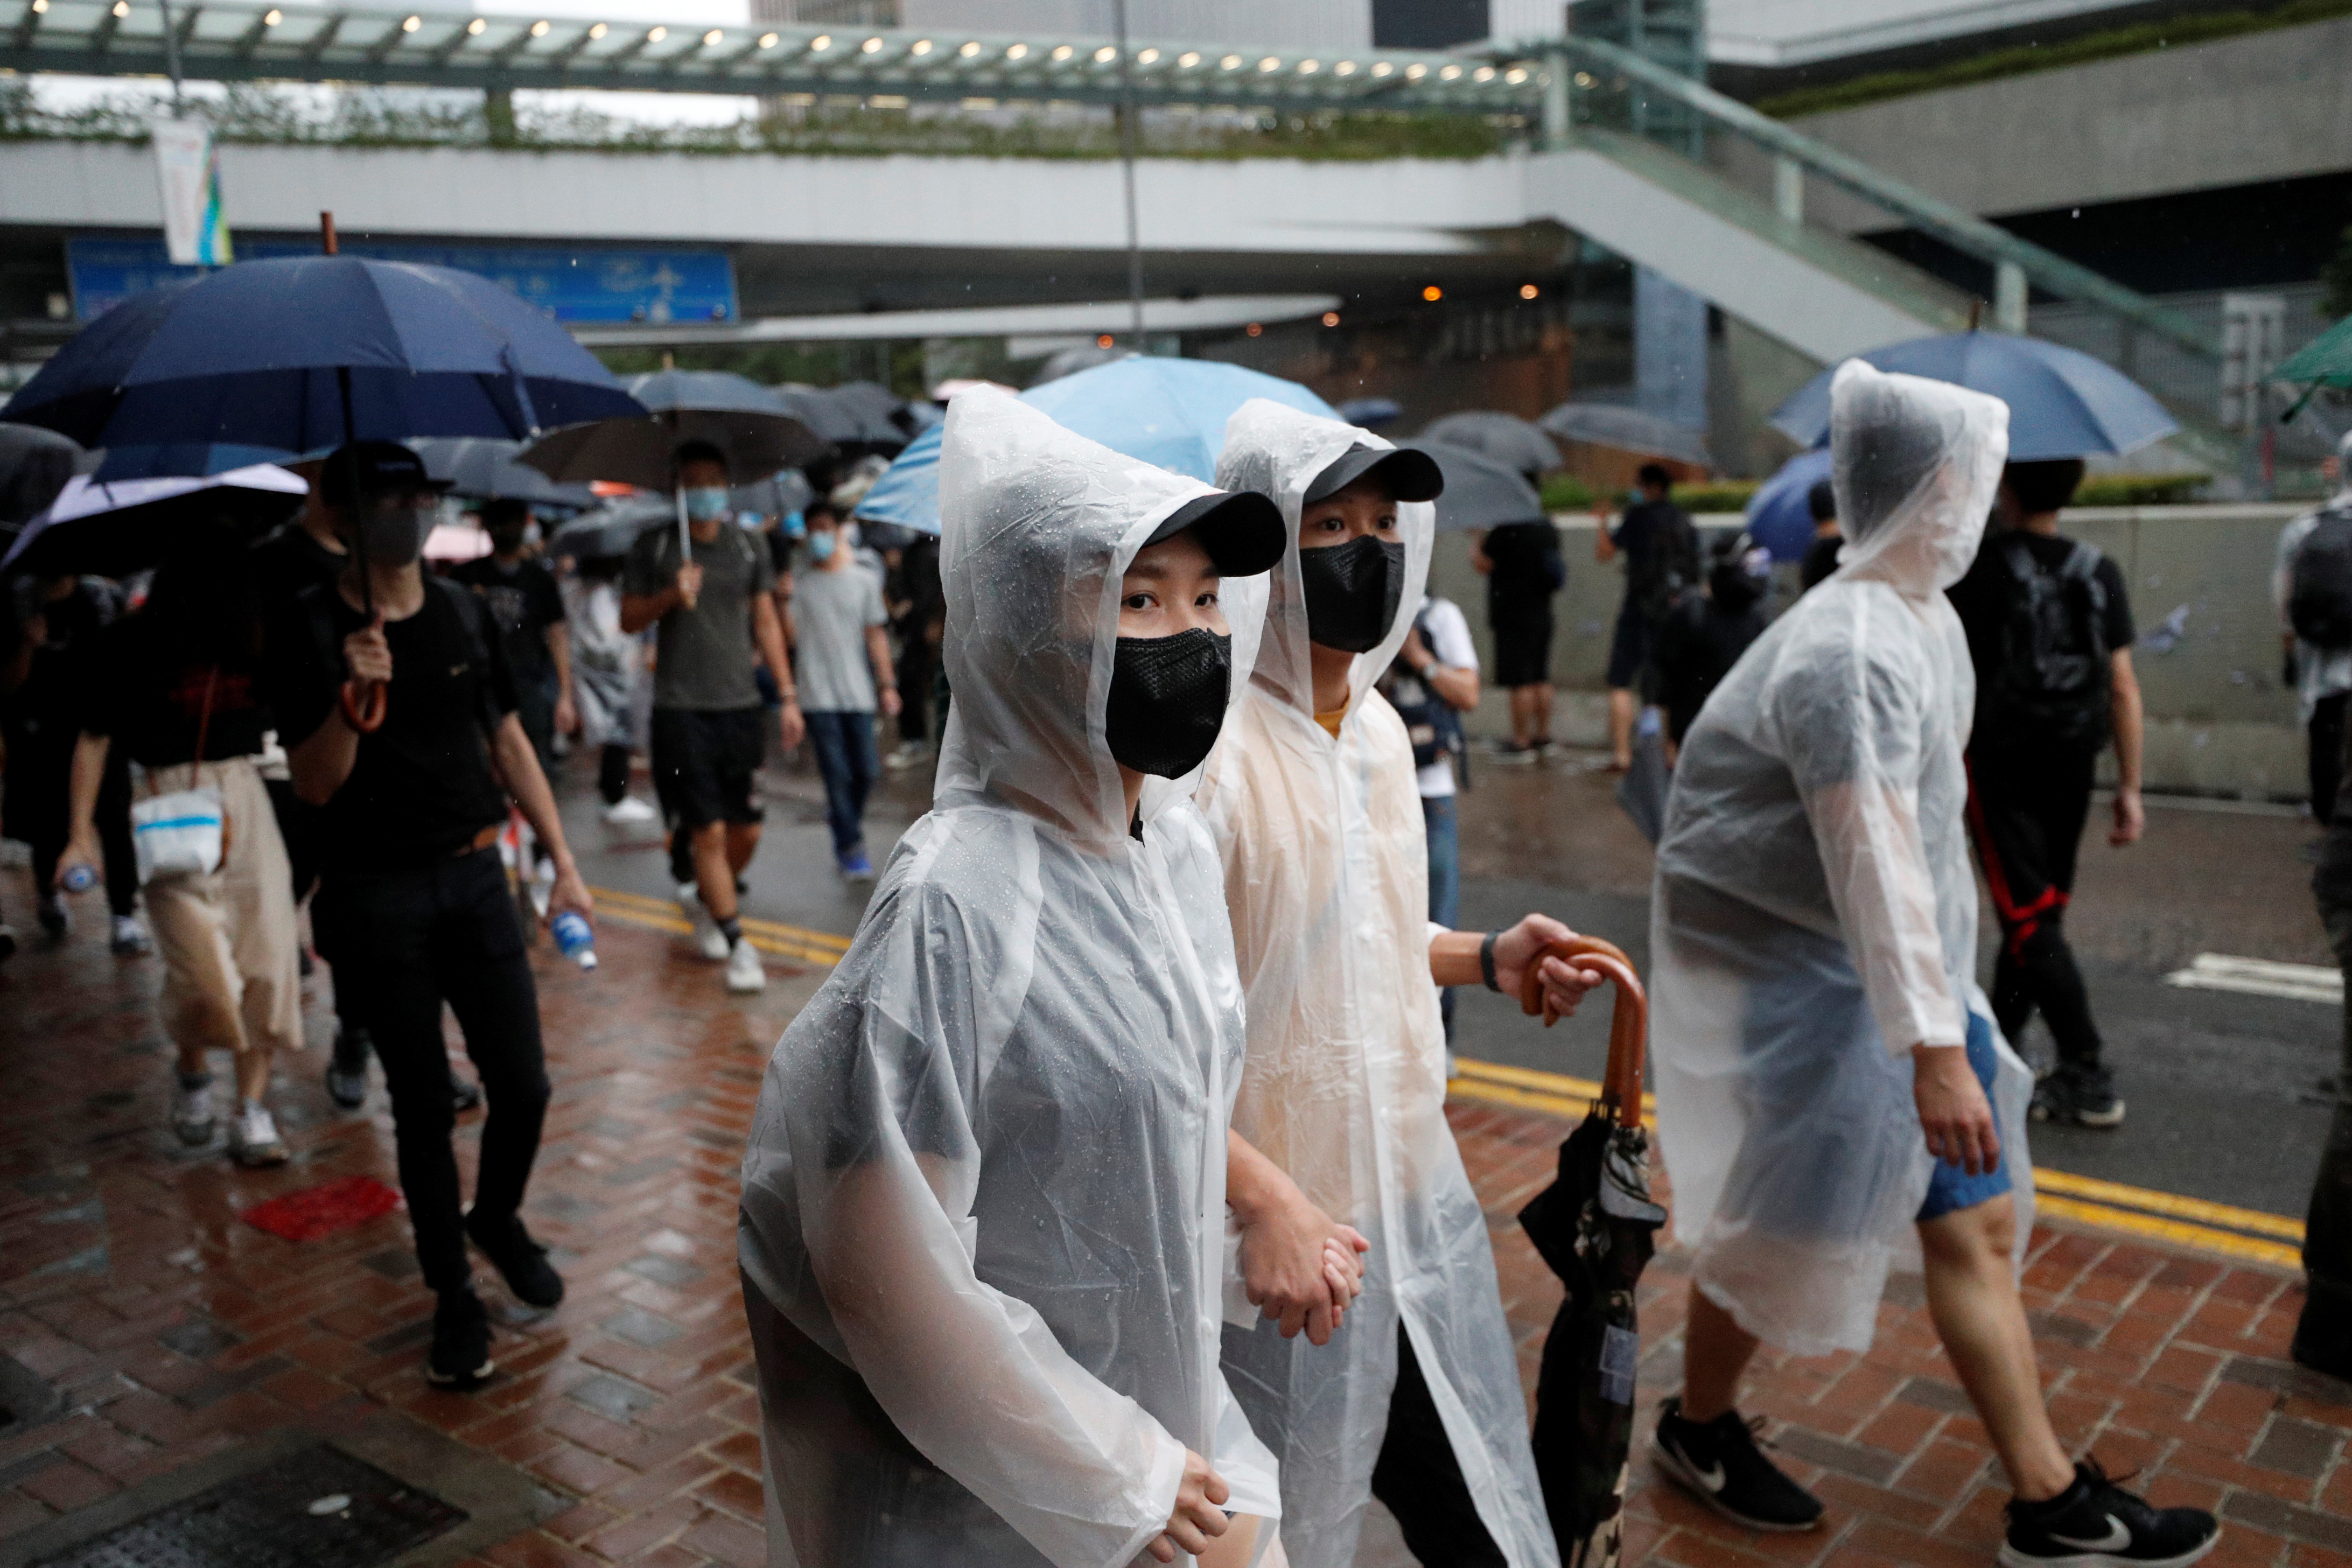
<box><xmin>1646</xmin><ymin>363</ymin><xmax>2216</xmax><ymax>1567</ymax></box>
<box><xmin>620</xmin><ymin>440</ymin><xmax>802</xmax><ymax>996</ymax></box>
<box><xmin>267</xmin><ymin>440</ymin><xmax>591</xmax><ymax>1388</ymax></box>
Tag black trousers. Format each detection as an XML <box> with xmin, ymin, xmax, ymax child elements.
<box><xmin>894</xmin><ymin>624</ymin><xmax>935</xmax><ymax>744</ymax></box>
<box><xmin>1370</xmin><ymin>1327</ymin><xmax>1507</xmax><ymax>1567</ymax></box>
<box><xmin>1966</xmin><ymin>745</ymin><xmax>2106</xmax><ymax>1073</ymax></box>
<box><xmin>2315</xmin><ymin>694</ymin><xmax>2350</xmax><ymax>825</ymax></box>
<box><xmin>597</xmin><ymin>742</ymin><xmax>631</xmax><ymax>806</ymax></box>
<box><xmin>2308</xmin><ymin>892</ymin><xmax>2352</xmax><ymax>1348</ymax></box>
<box><xmin>314</xmin><ymin>848</ymin><xmax>549</xmax><ymax>1295</ymax></box>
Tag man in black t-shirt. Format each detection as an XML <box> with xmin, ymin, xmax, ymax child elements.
<box><xmin>267</xmin><ymin>441</ymin><xmax>593</xmax><ymax>1391</ymax></box>
<box><xmin>1595</xmin><ymin>463</ymin><xmax>1699</xmax><ymax>771</ymax></box>
<box><xmin>450</xmin><ymin>498</ymin><xmax>572</xmax><ymax>776</ymax></box>
<box><xmin>1473</xmin><ymin>516</ymin><xmax>1564</xmax><ymax>763</ymax></box>
<box><xmin>1948</xmin><ymin>457</ymin><xmax>2144</xmax><ymax>1130</ymax></box>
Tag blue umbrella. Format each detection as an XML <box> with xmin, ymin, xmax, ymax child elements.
<box><xmin>855</xmin><ymin>357</ymin><xmax>1338</xmax><ymax>534</ymax></box>
<box><xmin>2</xmin><ymin>256</ymin><xmax>643</xmax><ymax>456</ymax></box>
<box><xmin>1741</xmin><ymin>447</ymin><xmax>1834</xmax><ymax>565</ymax></box>
<box><xmin>1768</xmin><ymin>332</ymin><xmax>2178</xmax><ymax>460</ymax></box>
<box><xmin>1339</xmin><ymin>396</ymin><xmax>1403</xmax><ymax>428</ymax></box>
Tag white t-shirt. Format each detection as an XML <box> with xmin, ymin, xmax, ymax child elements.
<box><xmin>1412</xmin><ymin>595</ymin><xmax>1480</xmax><ymax>799</ymax></box>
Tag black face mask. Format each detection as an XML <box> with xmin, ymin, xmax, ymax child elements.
<box><xmin>1298</xmin><ymin>534</ymin><xmax>1405</xmax><ymax>655</ymax></box>
<box><xmin>1105</xmin><ymin>628</ymin><xmax>1233</xmax><ymax>780</ymax></box>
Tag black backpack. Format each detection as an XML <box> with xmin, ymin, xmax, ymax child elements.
<box><xmin>2290</xmin><ymin>502</ymin><xmax>2352</xmax><ymax>650</ymax></box>
<box><xmin>1382</xmin><ymin>603</ymin><xmax>1468</xmax><ymax>778</ymax></box>
<box><xmin>1982</xmin><ymin>535</ymin><xmax>2111</xmax><ymax>750</ymax></box>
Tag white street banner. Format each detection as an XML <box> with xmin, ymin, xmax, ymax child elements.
<box><xmin>150</xmin><ymin>118</ymin><xmax>232</xmax><ymax>267</ymax></box>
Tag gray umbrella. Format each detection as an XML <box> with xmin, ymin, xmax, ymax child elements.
<box><xmin>519</xmin><ymin>370</ymin><xmax>832</xmax><ymax>490</ymax></box>
<box><xmin>0</xmin><ymin>422</ymin><xmax>83</xmax><ymax>528</ymax></box>
<box><xmin>546</xmin><ymin>493</ymin><xmax>673</xmax><ymax>561</ymax></box>
<box><xmin>1423</xmin><ymin>441</ymin><xmax>1551</xmax><ymax>534</ymax></box>
<box><xmin>413</xmin><ymin>437</ymin><xmax>597</xmax><ymax>509</ymax></box>
<box><xmin>1539</xmin><ymin>402</ymin><xmax>1712</xmax><ymax>468</ymax></box>
<box><xmin>1031</xmin><ymin>345</ymin><xmax>1133</xmax><ymax>387</ymax></box>
<box><xmin>1420</xmin><ymin>411</ymin><xmax>1563</xmax><ymax>478</ymax></box>
<box><xmin>769</xmin><ymin>385</ymin><xmax>866</xmax><ymax>446</ymax></box>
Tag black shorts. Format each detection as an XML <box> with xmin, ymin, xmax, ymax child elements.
<box><xmin>1605</xmin><ymin>603</ymin><xmax>1652</xmax><ymax>690</ymax></box>
<box><xmin>650</xmin><ymin>706</ymin><xmax>768</xmax><ymax>830</ymax></box>
<box><xmin>1489</xmin><ymin>607</ymin><xmax>1554</xmax><ymax>689</ymax></box>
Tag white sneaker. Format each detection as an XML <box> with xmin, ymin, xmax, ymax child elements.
<box><xmin>111</xmin><ymin>914</ymin><xmax>152</xmax><ymax>956</ymax></box>
<box><xmin>226</xmin><ymin>1102</ymin><xmax>289</xmax><ymax>1167</ymax></box>
<box><xmin>171</xmin><ymin>1076</ymin><xmax>216</xmax><ymax>1146</ymax></box>
<box><xmin>689</xmin><ymin>899</ymin><xmax>732</xmax><ymax>961</ymax></box>
<box><xmin>724</xmin><ymin>936</ymin><xmax>766</xmax><ymax>993</ymax></box>
<box><xmin>602</xmin><ymin>795</ymin><xmax>657</xmax><ymax>824</ymax></box>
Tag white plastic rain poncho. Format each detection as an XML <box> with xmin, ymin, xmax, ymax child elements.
<box><xmin>1649</xmin><ymin>360</ymin><xmax>2035</xmax><ymax>1358</ymax></box>
<box><xmin>738</xmin><ymin>386</ymin><xmax>1282</xmax><ymax>1568</ymax></box>
<box><xmin>1198</xmin><ymin>399</ymin><xmax>1558</xmax><ymax>1568</ymax></box>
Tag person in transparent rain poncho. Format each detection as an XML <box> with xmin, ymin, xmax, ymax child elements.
<box><xmin>737</xmin><ymin>387</ymin><xmax>1364</xmax><ymax>1568</ymax></box>
<box><xmin>1647</xmin><ymin>363</ymin><xmax>2219</xmax><ymax>1568</ymax></box>
<box><xmin>1201</xmin><ymin>400</ymin><xmax>1611</xmax><ymax>1568</ymax></box>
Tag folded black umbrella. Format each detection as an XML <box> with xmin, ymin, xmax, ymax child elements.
<box><xmin>1514</xmin><ymin>939</ymin><xmax>1664</xmax><ymax>1568</ymax></box>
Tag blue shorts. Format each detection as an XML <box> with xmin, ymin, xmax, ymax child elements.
<box><xmin>1917</xmin><ymin>1012</ymin><xmax>2013</xmax><ymax>1222</ymax></box>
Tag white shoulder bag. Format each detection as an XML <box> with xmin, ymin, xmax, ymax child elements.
<box><xmin>132</xmin><ymin>667</ymin><xmax>227</xmax><ymax>884</ymax></box>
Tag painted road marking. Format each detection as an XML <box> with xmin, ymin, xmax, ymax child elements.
<box><xmin>2164</xmin><ymin>953</ymin><xmax>2340</xmax><ymax>1005</ymax></box>
<box><xmin>589</xmin><ymin>885</ymin><xmax>852</xmax><ymax>968</ymax></box>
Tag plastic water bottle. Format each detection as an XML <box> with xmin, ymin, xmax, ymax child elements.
<box><xmin>59</xmin><ymin>863</ymin><xmax>97</xmax><ymax>894</ymax></box>
<box><xmin>551</xmin><ymin>911</ymin><xmax>597</xmax><ymax>971</ymax></box>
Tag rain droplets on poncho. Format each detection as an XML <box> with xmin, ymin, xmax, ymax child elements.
<box><xmin>1649</xmin><ymin>360</ymin><xmax>2035</xmax><ymax>1358</ymax></box>
<box><xmin>1199</xmin><ymin>398</ymin><xmax>1559</xmax><ymax>1568</ymax></box>
<box><xmin>737</xmin><ymin>386</ymin><xmax>1279</xmax><ymax>1568</ymax></box>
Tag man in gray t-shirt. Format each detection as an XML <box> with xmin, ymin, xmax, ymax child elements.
<box><xmin>792</xmin><ymin>505</ymin><xmax>900</xmax><ymax>881</ymax></box>
<box><xmin>620</xmin><ymin>441</ymin><xmax>803</xmax><ymax>995</ymax></box>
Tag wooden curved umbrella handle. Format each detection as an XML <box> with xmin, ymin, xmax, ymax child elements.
<box><xmin>340</xmin><ymin>678</ymin><xmax>387</xmax><ymax>734</ymax></box>
<box><xmin>1520</xmin><ymin>935</ymin><xmax>1648</xmax><ymax>1128</ymax></box>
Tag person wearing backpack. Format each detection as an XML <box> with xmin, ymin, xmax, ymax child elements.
<box><xmin>1382</xmin><ymin>591</ymin><xmax>1481</xmax><ymax>1049</ymax></box>
<box><xmin>1948</xmin><ymin>457</ymin><xmax>2143</xmax><ymax>1129</ymax></box>
<box><xmin>1597</xmin><ymin>463</ymin><xmax>1700</xmax><ymax>771</ymax></box>
<box><xmin>1651</xmin><ymin>528</ymin><xmax>1772</xmax><ymax>761</ymax></box>
<box><xmin>2275</xmin><ymin>429</ymin><xmax>2352</xmax><ymax>821</ymax></box>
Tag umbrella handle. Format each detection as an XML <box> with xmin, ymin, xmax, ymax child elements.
<box><xmin>1520</xmin><ymin>936</ymin><xmax>1648</xmax><ymax>1128</ymax></box>
<box><xmin>340</xmin><ymin>678</ymin><xmax>387</xmax><ymax>733</ymax></box>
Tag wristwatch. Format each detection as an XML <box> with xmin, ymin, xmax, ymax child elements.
<box><xmin>1479</xmin><ymin>930</ymin><xmax>1503</xmax><ymax>992</ymax></box>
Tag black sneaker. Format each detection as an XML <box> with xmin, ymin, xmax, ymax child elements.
<box><xmin>425</xmin><ymin>1289</ymin><xmax>495</xmax><ymax>1388</ymax></box>
<box><xmin>1653</xmin><ymin>1396</ymin><xmax>1824</xmax><ymax>1532</ymax></box>
<box><xmin>465</xmin><ymin>1210</ymin><xmax>564</xmax><ymax>1308</ymax></box>
<box><xmin>2292</xmin><ymin>1296</ymin><xmax>2352</xmax><ymax>1383</ymax></box>
<box><xmin>324</xmin><ymin>1030</ymin><xmax>371</xmax><ymax>1110</ymax></box>
<box><xmin>2001</xmin><ymin>1460</ymin><xmax>2218</xmax><ymax>1568</ymax></box>
<box><xmin>2032</xmin><ymin>1064</ymin><xmax>2126</xmax><ymax>1129</ymax></box>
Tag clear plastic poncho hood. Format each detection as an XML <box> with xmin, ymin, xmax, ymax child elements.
<box><xmin>1649</xmin><ymin>360</ymin><xmax>2031</xmax><ymax>1356</ymax></box>
<box><xmin>1199</xmin><ymin>400</ymin><xmax>1559</xmax><ymax>1568</ymax></box>
<box><xmin>738</xmin><ymin>386</ymin><xmax>1278</xmax><ymax>1567</ymax></box>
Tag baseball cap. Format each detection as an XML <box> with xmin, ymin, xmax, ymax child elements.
<box><xmin>1142</xmin><ymin>490</ymin><xmax>1287</xmax><ymax>577</ymax></box>
<box><xmin>1304</xmin><ymin>443</ymin><xmax>1445</xmax><ymax>506</ymax></box>
<box><xmin>319</xmin><ymin>441</ymin><xmax>449</xmax><ymax>506</ymax></box>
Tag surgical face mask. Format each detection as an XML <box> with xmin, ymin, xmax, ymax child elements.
<box><xmin>355</xmin><ymin>506</ymin><xmax>428</xmax><ymax>568</ymax></box>
<box><xmin>1105</xmin><ymin>627</ymin><xmax>1232</xmax><ymax>779</ymax></box>
<box><xmin>782</xmin><ymin>510</ymin><xmax>807</xmax><ymax>540</ymax></box>
<box><xmin>682</xmin><ymin>486</ymin><xmax>731</xmax><ymax>523</ymax></box>
<box><xmin>1298</xmin><ymin>534</ymin><xmax>1405</xmax><ymax>654</ymax></box>
<box><xmin>807</xmin><ymin>530</ymin><xmax>838</xmax><ymax>562</ymax></box>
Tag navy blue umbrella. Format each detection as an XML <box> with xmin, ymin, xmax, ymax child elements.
<box><xmin>1769</xmin><ymin>332</ymin><xmax>2178</xmax><ymax>460</ymax></box>
<box><xmin>2</xmin><ymin>256</ymin><xmax>643</xmax><ymax>455</ymax></box>
<box><xmin>1741</xmin><ymin>446</ymin><xmax>1834</xmax><ymax>566</ymax></box>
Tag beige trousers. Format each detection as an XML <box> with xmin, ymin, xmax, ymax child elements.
<box><xmin>141</xmin><ymin>756</ymin><xmax>303</xmax><ymax>1060</ymax></box>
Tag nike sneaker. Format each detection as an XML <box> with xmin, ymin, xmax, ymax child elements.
<box><xmin>2001</xmin><ymin>1460</ymin><xmax>2218</xmax><ymax>1568</ymax></box>
<box><xmin>1653</xmin><ymin>1396</ymin><xmax>1824</xmax><ymax>1532</ymax></box>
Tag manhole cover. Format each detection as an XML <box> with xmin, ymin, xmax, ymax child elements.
<box><xmin>31</xmin><ymin>1443</ymin><xmax>467</xmax><ymax>1568</ymax></box>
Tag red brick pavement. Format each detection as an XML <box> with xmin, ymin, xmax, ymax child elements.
<box><xmin>3</xmin><ymin>903</ymin><xmax>2348</xmax><ymax>1568</ymax></box>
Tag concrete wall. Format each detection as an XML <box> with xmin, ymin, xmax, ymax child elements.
<box><xmin>1716</xmin><ymin>17</ymin><xmax>2352</xmax><ymax>234</ymax></box>
<box><xmin>1425</xmin><ymin>502</ymin><xmax>2314</xmax><ymax>800</ymax></box>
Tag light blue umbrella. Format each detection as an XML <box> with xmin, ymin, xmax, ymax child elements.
<box><xmin>1769</xmin><ymin>332</ymin><xmax>2178</xmax><ymax>460</ymax></box>
<box><xmin>853</xmin><ymin>357</ymin><xmax>1338</xmax><ymax>534</ymax></box>
<box><xmin>1741</xmin><ymin>446</ymin><xmax>1833</xmax><ymax>565</ymax></box>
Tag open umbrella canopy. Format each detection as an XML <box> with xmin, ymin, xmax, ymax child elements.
<box><xmin>1769</xmin><ymin>331</ymin><xmax>2178</xmax><ymax>459</ymax></box>
<box><xmin>1337</xmin><ymin>396</ymin><xmax>1403</xmax><ymax>429</ymax></box>
<box><xmin>1420</xmin><ymin>410</ymin><xmax>1563</xmax><ymax>477</ymax></box>
<box><xmin>1539</xmin><ymin>402</ymin><xmax>1712</xmax><ymax>468</ymax></box>
<box><xmin>1</xmin><ymin>257</ymin><xmax>645</xmax><ymax>457</ymax></box>
<box><xmin>545</xmin><ymin>493</ymin><xmax>673</xmax><ymax>561</ymax></box>
<box><xmin>1741</xmin><ymin>446</ymin><xmax>1835</xmax><ymax>565</ymax></box>
<box><xmin>414</xmin><ymin>437</ymin><xmax>598</xmax><ymax>510</ymax></box>
<box><xmin>853</xmin><ymin>356</ymin><xmax>1338</xmax><ymax>535</ymax></box>
<box><xmin>1423</xmin><ymin>440</ymin><xmax>1549</xmax><ymax>534</ymax></box>
<box><xmin>1</xmin><ymin>464</ymin><xmax>307</xmax><ymax>578</ymax></box>
<box><xmin>0</xmin><ymin>423</ymin><xmax>83</xmax><ymax>528</ymax></box>
<box><xmin>768</xmin><ymin>385</ymin><xmax>866</xmax><ymax>446</ymax></box>
<box><xmin>518</xmin><ymin>369</ymin><xmax>831</xmax><ymax>489</ymax></box>
<box><xmin>2276</xmin><ymin>316</ymin><xmax>2352</xmax><ymax>418</ymax></box>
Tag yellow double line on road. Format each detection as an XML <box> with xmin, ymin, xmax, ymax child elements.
<box><xmin>587</xmin><ymin>885</ymin><xmax>854</xmax><ymax>969</ymax></box>
<box><xmin>1445</xmin><ymin>1057</ymin><xmax>2305</xmax><ymax>1272</ymax></box>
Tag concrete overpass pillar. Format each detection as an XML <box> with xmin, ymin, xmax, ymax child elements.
<box><xmin>1773</xmin><ymin>157</ymin><xmax>1804</xmax><ymax>226</ymax></box>
<box><xmin>1995</xmin><ymin>260</ymin><xmax>2028</xmax><ymax>334</ymax></box>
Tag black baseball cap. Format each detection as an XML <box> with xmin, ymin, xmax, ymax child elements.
<box><xmin>1305</xmin><ymin>443</ymin><xmax>1445</xmax><ymax>506</ymax></box>
<box><xmin>1142</xmin><ymin>489</ymin><xmax>1287</xmax><ymax>577</ymax></box>
<box><xmin>319</xmin><ymin>441</ymin><xmax>450</xmax><ymax>506</ymax></box>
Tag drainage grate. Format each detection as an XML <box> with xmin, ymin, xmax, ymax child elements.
<box><xmin>32</xmin><ymin>1443</ymin><xmax>467</xmax><ymax>1568</ymax></box>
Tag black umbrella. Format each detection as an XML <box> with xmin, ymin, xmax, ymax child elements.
<box><xmin>413</xmin><ymin>437</ymin><xmax>597</xmax><ymax>509</ymax></box>
<box><xmin>769</xmin><ymin>384</ymin><xmax>865</xmax><ymax>446</ymax></box>
<box><xmin>1423</xmin><ymin>442</ymin><xmax>1549</xmax><ymax>534</ymax></box>
<box><xmin>545</xmin><ymin>494</ymin><xmax>671</xmax><ymax>561</ymax></box>
<box><xmin>0</xmin><ymin>423</ymin><xmax>83</xmax><ymax>529</ymax></box>
<box><xmin>2</xmin><ymin>465</ymin><xmax>309</xmax><ymax>578</ymax></box>
<box><xmin>1539</xmin><ymin>402</ymin><xmax>1712</xmax><ymax>469</ymax></box>
<box><xmin>1515</xmin><ymin>936</ymin><xmax>1663</xmax><ymax>1568</ymax></box>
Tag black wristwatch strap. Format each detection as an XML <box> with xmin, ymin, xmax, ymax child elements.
<box><xmin>1479</xmin><ymin>930</ymin><xmax>1503</xmax><ymax>993</ymax></box>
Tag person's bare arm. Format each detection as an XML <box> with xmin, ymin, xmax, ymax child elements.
<box><xmin>549</xmin><ymin>620</ymin><xmax>575</xmax><ymax>736</ymax></box>
<box><xmin>2109</xmin><ymin>646</ymin><xmax>2145</xmax><ymax>845</ymax></box>
<box><xmin>620</xmin><ymin>561</ymin><xmax>702</xmax><ymax>634</ymax></box>
<box><xmin>1469</xmin><ymin>530</ymin><xmax>1493</xmax><ymax>576</ymax></box>
<box><xmin>865</xmin><ymin>623</ymin><xmax>902</xmax><ymax>718</ymax></box>
<box><xmin>1592</xmin><ymin>501</ymin><xmax>1618</xmax><ymax>564</ymax></box>
<box><xmin>1913</xmin><ymin>1041</ymin><xmax>1998</xmax><ymax>1174</ymax></box>
<box><xmin>290</xmin><ymin>615</ymin><xmax>388</xmax><ymax>806</ymax></box>
<box><xmin>1429</xmin><ymin>914</ymin><xmax>1605</xmax><ymax>1018</ymax></box>
<box><xmin>752</xmin><ymin>592</ymin><xmax>805</xmax><ymax>750</ymax></box>
<box><xmin>490</xmin><ymin>711</ymin><xmax>591</xmax><ymax>925</ymax></box>
<box><xmin>1227</xmin><ymin>1130</ymin><xmax>1368</xmax><ymax>1346</ymax></box>
<box><xmin>55</xmin><ymin>732</ymin><xmax>110</xmax><ymax>887</ymax></box>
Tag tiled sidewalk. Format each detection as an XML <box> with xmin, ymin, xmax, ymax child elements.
<box><xmin>3</xmin><ymin>901</ymin><xmax>2347</xmax><ymax>1568</ymax></box>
